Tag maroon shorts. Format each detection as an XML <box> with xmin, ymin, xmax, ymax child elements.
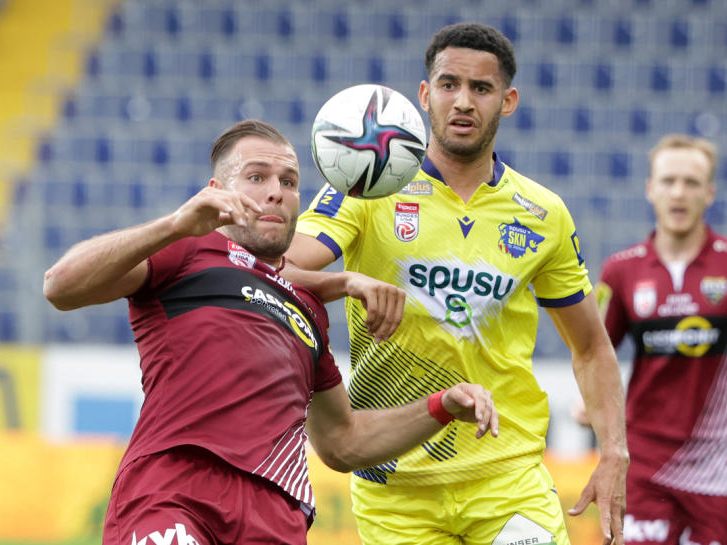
<box><xmin>103</xmin><ymin>446</ymin><xmax>308</xmax><ymax>545</ymax></box>
<box><xmin>625</xmin><ymin>434</ymin><xmax>727</xmax><ymax>545</ymax></box>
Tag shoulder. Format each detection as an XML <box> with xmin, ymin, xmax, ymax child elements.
<box><xmin>607</xmin><ymin>243</ymin><xmax>649</xmax><ymax>265</ymax></box>
<box><xmin>502</xmin><ymin>164</ymin><xmax>569</xmax><ymax>214</ymax></box>
<box><xmin>709</xmin><ymin>231</ymin><xmax>727</xmax><ymax>255</ymax></box>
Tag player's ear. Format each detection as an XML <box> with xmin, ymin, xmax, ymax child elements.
<box><xmin>500</xmin><ymin>86</ymin><xmax>519</xmax><ymax>117</ymax></box>
<box><xmin>209</xmin><ymin>177</ymin><xmax>223</xmax><ymax>189</ymax></box>
<box><xmin>418</xmin><ymin>80</ymin><xmax>430</xmax><ymax>112</ymax></box>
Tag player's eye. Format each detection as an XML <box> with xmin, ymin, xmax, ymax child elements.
<box><xmin>248</xmin><ymin>174</ymin><xmax>264</xmax><ymax>183</ymax></box>
<box><xmin>281</xmin><ymin>178</ymin><xmax>298</xmax><ymax>188</ymax></box>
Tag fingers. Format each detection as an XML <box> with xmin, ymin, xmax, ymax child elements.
<box><xmin>442</xmin><ymin>384</ymin><xmax>497</xmax><ymax>439</ymax></box>
<box><xmin>567</xmin><ymin>489</ymin><xmax>592</xmax><ymax>517</ymax></box>
<box><xmin>367</xmin><ymin>285</ymin><xmax>405</xmax><ymax>342</ymax></box>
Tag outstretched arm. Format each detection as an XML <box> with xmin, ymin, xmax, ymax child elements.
<box><xmin>306</xmin><ymin>382</ymin><xmax>498</xmax><ymax>473</ymax></box>
<box><xmin>547</xmin><ymin>293</ymin><xmax>629</xmax><ymax>545</ymax></box>
<box><xmin>44</xmin><ymin>184</ymin><xmax>261</xmax><ymax>310</ymax></box>
<box><xmin>285</xmin><ymin>232</ymin><xmax>406</xmax><ymax>341</ymax></box>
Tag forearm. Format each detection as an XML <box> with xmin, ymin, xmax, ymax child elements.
<box><xmin>44</xmin><ymin>215</ymin><xmax>180</xmax><ymax>309</ymax></box>
<box><xmin>311</xmin><ymin>398</ymin><xmax>443</xmax><ymax>472</ymax></box>
<box><xmin>281</xmin><ymin>265</ymin><xmax>348</xmax><ymax>303</ymax></box>
<box><xmin>573</xmin><ymin>343</ymin><xmax>628</xmax><ymax>458</ymax></box>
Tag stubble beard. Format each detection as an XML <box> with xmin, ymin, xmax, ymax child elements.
<box><xmin>430</xmin><ymin>111</ymin><xmax>501</xmax><ymax>162</ymax></box>
<box><xmin>223</xmin><ymin>216</ymin><xmax>297</xmax><ymax>261</ymax></box>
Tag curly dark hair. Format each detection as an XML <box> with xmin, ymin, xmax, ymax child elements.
<box><xmin>424</xmin><ymin>22</ymin><xmax>517</xmax><ymax>86</ymax></box>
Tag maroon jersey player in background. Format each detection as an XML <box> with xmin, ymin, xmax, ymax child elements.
<box><xmin>43</xmin><ymin>119</ymin><xmax>498</xmax><ymax>545</ymax></box>
<box><xmin>596</xmin><ymin>134</ymin><xmax>727</xmax><ymax>545</ymax></box>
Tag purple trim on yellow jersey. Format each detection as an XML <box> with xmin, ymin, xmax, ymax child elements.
<box><xmin>537</xmin><ymin>290</ymin><xmax>586</xmax><ymax>308</ymax></box>
<box><xmin>313</xmin><ymin>185</ymin><xmax>346</xmax><ymax>217</ymax></box>
<box><xmin>316</xmin><ymin>232</ymin><xmax>343</xmax><ymax>259</ymax></box>
<box><xmin>421</xmin><ymin>153</ymin><xmax>506</xmax><ymax>187</ymax></box>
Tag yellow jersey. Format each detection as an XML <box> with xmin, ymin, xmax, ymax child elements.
<box><xmin>297</xmin><ymin>155</ymin><xmax>591</xmax><ymax>486</ymax></box>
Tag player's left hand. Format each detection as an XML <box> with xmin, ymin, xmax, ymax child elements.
<box><xmin>442</xmin><ymin>383</ymin><xmax>499</xmax><ymax>439</ymax></box>
<box><xmin>344</xmin><ymin>272</ymin><xmax>406</xmax><ymax>342</ymax></box>
<box><xmin>568</xmin><ymin>451</ymin><xmax>628</xmax><ymax>545</ymax></box>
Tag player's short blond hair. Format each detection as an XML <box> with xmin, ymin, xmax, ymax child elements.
<box><xmin>649</xmin><ymin>133</ymin><xmax>718</xmax><ymax>183</ymax></box>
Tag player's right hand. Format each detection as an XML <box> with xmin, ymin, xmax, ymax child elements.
<box><xmin>344</xmin><ymin>272</ymin><xmax>406</xmax><ymax>342</ymax></box>
<box><xmin>171</xmin><ymin>186</ymin><xmax>262</xmax><ymax>237</ymax></box>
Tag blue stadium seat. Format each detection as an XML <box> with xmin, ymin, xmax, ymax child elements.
<box><xmin>609</xmin><ymin>152</ymin><xmax>630</xmax><ymax>179</ymax></box>
<box><xmin>537</xmin><ymin>62</ymin><xmax>556</xmax><ymax>89</ymax></box>
<box><xmin>289</xmin><ymin>98</ymin><xmax>305</xmax><ymax>125</ymax></box>
<box><xmin>551</xmin><ymin>151</ymin><xmax>573</xmax><ymax>177</ymax></box>
<box><xmin>255</xmin><ymin>52</ymin><xmax>271</xmax><ymax>82</ymax></box>
<box><xmin>589</xmin><ymin>195</ymin><xmax>610</xmax><ymax>215</ymax></box>
<box><xmin>86</xmin><ymin>51</ymin><xmax>100</xmax><ymax>78</ymax></box>
<box><xmin>332</xmin><ymin>10</ymin><xmax>350</xmax><ymax>41</ymax></box>
<box><xmin>198</xmin><ymin>51</ymin><xmax>214</xmax><ymax>82</ymax></box>
<box><xmin>106</xmin><ymin>9</ymin><xmax>125</xmax><ymax>39</ymax></box>
<box><xmin>556</xmin><ymin>16</ymin><xmax>576</xmax><ymax>45</ymax></box>
<box><xmin>311</xmin><ymin>54</ymin><xmax>327</xmax><ymax>82</ymax></box>
<box><xmin>0</xmin><ymin>312</ymin><xmax>17</xmax><ymax>341</ymax></box>
<box><xmin>708</xmin><ymin>66</ymin><xmax>726</xmax><ymax>95</ymax></box>
<box><xmin>650</xmin><ymin>64</ymin><xmax>671</xmax><ymax>92</ymax></box>
<box><xmin>515</xmin><ymin>106</ymin><xmax>534</xmax><ymax>131</ymax></box>
<box><xmin>669</xmin><ymin>19</ymin><xmax>689</xmax><ymax>49</ymax></box>
<box><xmin>37</xmin><ymin>137</ymin><xmax>54</xmax><ymax>164</ymax></box>
<box><xmin>142</xmin><ymin>48</ymin><xmax>157</xmax><ymax>79</ymax></box>
<box><xmin>95</xmin><ymin>137</ymin><xmax>112</xmax><ymax>164</ymax></box>
<box><xmin>277</xmin><ymin>9</ymin><xmax>293</xmax><ymax>38</ymax></box>
<box><xmin>630</xmin><ymin>109</ymin><xmax>650</xmax><ymax>135</ymax></box>
<box><xmin>500</xmin><ymin>15</ymin><xmax>519</xmax><ymax>43</ymax></box>
<box><xmin>368</xmin><ymin>56</ymin><xmax>385</xmax><ymax>83</ymax></box>
<box><xmin>593</xmin><ymin>63</ymin><xmax>613</xmax><ymax>91</ymax></box>
<box><xmin>612</xmin><ymin>18</ymin><xmax>632</xmax><ymax>47</ymax></box>
<box><xmin>220</xmin><ymin>7</ymin><xmax>237</xmax><ymax>38</ymax></box>
<box><xmin>573</xmin><ymin>107</ymin><xmax>592</xmax><ymax>133</ymax></box>
<box><xmin>389</xmin><ymin>12</ymin><xmax>406</xmax><ymax>40</ymax></box>
<box><xmin>164</xmin><ymin>7</ymin><xmax>181</xmax><ymax>38</ymax></box>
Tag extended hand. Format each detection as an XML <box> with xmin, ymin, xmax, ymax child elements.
<box><xmin>171</xmin><ymin>186</ymin><xmax>262</xmax><ymax>237</ymax></box>
<box><xmin>568</xmin><ymin>451</ymin><xmax>629</xmax><ymax>544</ymax></box>
<box><xmin>345</xmin><ymin>272</ymin><xmax>406</xmax><ymax>342</ymax></box>
<box><xmin>442</xmin><ymin>383</ymin><xmax>499</xmax><ymax>439</ymax></box>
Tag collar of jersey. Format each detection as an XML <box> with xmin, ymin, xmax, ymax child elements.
<box><xmin>645</xmin><ymin>226</ymin><xmax>717</xmax><ymax>268</ymax></box>
<box><xmin>421</xmin><ymin>152</ymin><xmax>506</xmax><ymax>189</ymax></box>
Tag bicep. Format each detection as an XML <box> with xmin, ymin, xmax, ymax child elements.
<box><xmin>546</xmin><ymin>292</ymin><xmax>611</xmax><ymax>357</ymax></box>
<box><xmin>306</xmin><ymin>383</ymin><xmax>354</xmax><ymax>448</ymax></box>
<box><xmin>286</xmin><ymin>233</ymin><xmax>337</xmax><ymax>270</ymax></box>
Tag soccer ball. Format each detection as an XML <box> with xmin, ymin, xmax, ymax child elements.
<box><xmin>311</xmin><ymin>84</ymin><xmax>427</xmax><ymax>199</ymax></box>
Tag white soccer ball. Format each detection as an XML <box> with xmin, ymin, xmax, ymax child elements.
<box><xmin>311</xmin><ymin>84</ymin><xmax>427</xmax><ymax>199</ymax></box>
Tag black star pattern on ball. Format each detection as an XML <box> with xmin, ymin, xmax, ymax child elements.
<box><xmin>321</xmin><ymin>88</ymin><xmax>425</xmax><ymax>196</ymax></box>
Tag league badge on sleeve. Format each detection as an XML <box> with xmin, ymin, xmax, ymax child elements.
<box><xmin>700</xmin><ymin>276</ymin><xmax>727</xmax><ymax>305</ymax></box>
<box><xmin>228</xmin><ymin>241</ymin><xmax>256</xmax><ymax>268</ymax></box>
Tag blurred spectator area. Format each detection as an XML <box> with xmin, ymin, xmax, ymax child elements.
<box><xmin>0</xmin><ymin>0</ymin><xmax>725</xmax><ymax>356</ymax></box>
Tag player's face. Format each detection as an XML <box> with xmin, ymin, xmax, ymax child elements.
<box><xmin>646</xmin><ymin>147</ymin><xmax>715</xmax><ymax>239</ymax></box>
<box><xmin>216</xmin><ymin>136</ymin><xmax>301</xmax><ymax>260</ymax></box>
<box><xmin>418</xmin><ymin>47</ymin><xmax>518</xmax><ymax>161</ymax></box>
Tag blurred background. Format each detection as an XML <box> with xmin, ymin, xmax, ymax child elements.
<box><xmin>0</xmin><ymin>0</ymin><xmax>724</xmax><ymax>543</ymax></box>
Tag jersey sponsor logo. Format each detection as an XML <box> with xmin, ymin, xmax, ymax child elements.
<box><xmin>634</xmin><ymin>280</ymin><xmax>657</xmax><ymax>318</ymax></box>
<box><xmin>492</xmin><ymin>514</ymin><xmax>555</xmax><ymax>545</ymax></box>
<box><xmin>394</xmin><ymin>202</ymin><xmax>419</xmax><ymax>242</ymax></box>
<box><xmin>241</xmin><ymin>285</ymin><xmax>319</xmax><ymax>350</ymax></box>
<box><xmin>406</xmin><ymin>260</ymin><xmax>516</xmax><ymax>335</ymax></box>
<box><xmin>313</xmin><ymin>184</ymin><xmax>345</xmax><ymax>217</ymax></box>
<box><xmin>643</xmin><ymin>316</ymin><xmax>720</xmax><ymax>357</ymax></box>
<box><xmin>399</xmin><ymin>179</ymin><xmax>433</xmax><ymax>195</ymax></box>
<box><xmin>457</xmin><ymin>216</ymin><xmax>475</xmax><ymax>238</ymax></box>
<box><xmin>131</xmin><ymin>523</ymin><xmax>201</xmax><ymax>545</ymax></box>
<box><xmin>512</xmin><ymin>192</ymin><xmax>548</xmax><ymax>220</ymax></box>
<box><xmin>701</xmin><ymin>276</ymin><xmax>727</xmax><ymax>304</ymax></box>
<box><xmin>497</xmin><ymin>218</ymin><xmax>545</xmax><ymax>259</ymax></box>
<box><xmin>570</xmin><ymin>231</ymin><xmax>585</xmax><ymax>266</ymax></box>
<box><xmin>657</xmin><ymin>293</ymin><xmax>698</xmax><ymax>317</ymax></box>
<box><xmin>623</xmin><ymin>515</ymin><xmax>669</xmax><ymax>542</ymax></box>
<box><xmin>227</xmin><ymin>241</ymin><xmax>256</xmax><ymax>268</ymax></box>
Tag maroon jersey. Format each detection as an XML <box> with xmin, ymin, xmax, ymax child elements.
<box><xmin>599</xmin><ymin>229</ymin><xmax>727</xmax><ymax>495</ymax></box>
<box><xmin>120</xmin><ymin>231</ymin><xmax>342</xmax><ymax>509</ymax></box>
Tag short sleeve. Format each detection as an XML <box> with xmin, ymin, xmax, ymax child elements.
<box><xmin>129</xmin><ymin>237</ymin><xmax>195</xmax><ymax>301</ymax></box>
<box><xmin>531</xmin><ymin>199</ymin><xmax>592</xmax><ymax>307</ymax></box>
<box><xmin>296</xmin><ymin>184</ymin><xmax>367</xmax><ymax>259</ymax></box>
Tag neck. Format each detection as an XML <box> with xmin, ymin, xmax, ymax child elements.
<box><xmin>653</xmin><ymin>223</ymin><xmax>708</xmax><ymax>264</ymax></box>
<box><xmin>427</xmin><ymin>143</ymin><xmax>495</xmax><ymax>201</ymax></box>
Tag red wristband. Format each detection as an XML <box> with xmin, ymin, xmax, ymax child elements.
<box><xmin>427</xmin><ymin>390</ymin><xmax>454</xmax><ymax>426</ymax></box>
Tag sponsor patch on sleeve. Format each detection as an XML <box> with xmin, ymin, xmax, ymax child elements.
<box><xmin>313</xmin><ymin>184</ymin><xmax>345</xmax><ymax>217</ymax></box>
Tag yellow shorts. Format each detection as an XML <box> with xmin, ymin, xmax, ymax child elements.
<box><xmin>350</xmin><ymin>462</ymin><xmax>569</xmax><ymax>545</ymax></box>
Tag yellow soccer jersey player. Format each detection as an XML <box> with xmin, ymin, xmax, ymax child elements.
<box><xmin>298</xmin><ymin>156</ymin><xmax>590</xmax><ymax>485</ymax></box>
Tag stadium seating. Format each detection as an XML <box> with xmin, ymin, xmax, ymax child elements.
<box><xmin>1</xmin><ymin>0</ymin><xmax>725</xmax><ymax>358</ymax></box>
